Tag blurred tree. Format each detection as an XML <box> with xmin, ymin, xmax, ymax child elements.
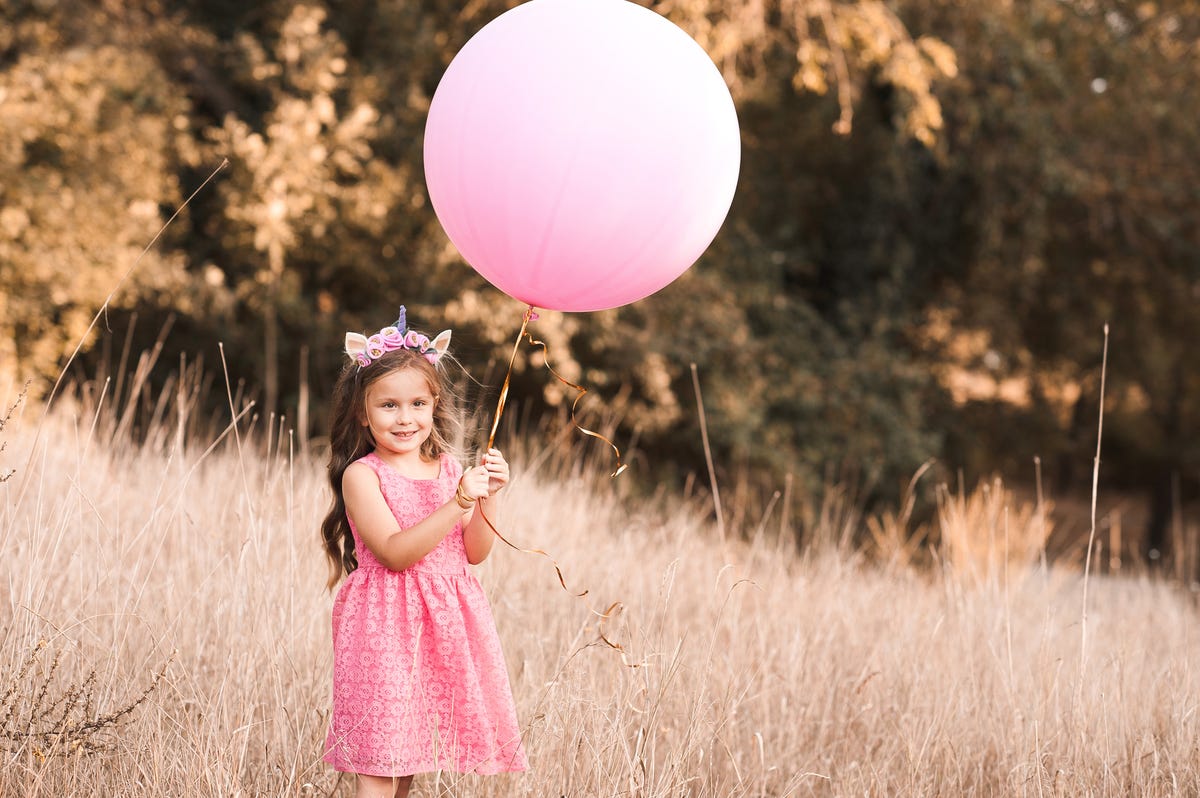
<box><xmin>1</xmin><ymin>0</ymin><xmax>1195</xmax><ymax>544</ymax></box>
<box><xmin>207</xmin><ymin>4</ymin><xmax>385</xmax><ymax>421</ymax></box>
<box><xmin>0</xmin><ymin>2</ymin><xmax>195</xmax><ymax>389</ymax></box>
<box><xmin>590</xmin><ymin>0</ymin><xmax>959</xmax><ymax>512</ymax></box>
<box><xmin>896</xmin><ymin>0</ymin><xmax>1200</xmax><ymax>552</ymax></box>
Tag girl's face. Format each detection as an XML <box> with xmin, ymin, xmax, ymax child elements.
<box><xmin>361</xmin><ymin>367</ymin><xmax>437</xmax><ymax>462</ymax></box>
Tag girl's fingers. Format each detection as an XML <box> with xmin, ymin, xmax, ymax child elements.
<box><xmin>466</xmin><ymin>458</ymin><xmax>508</xmax><ymax>500</ymax></box>
<box><xmin>461</xmin><ymin>467</ymin><xmax>491</xmax><ymax>499</ymax></box>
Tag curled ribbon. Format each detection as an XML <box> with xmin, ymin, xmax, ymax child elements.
<box><xmin>481</xmin><ymin>305</ymin><xmax>638</xmax><ymax>666</ymax></box>
<box><xmin>487</xmin><ymin>306</ymin><xmax>626</xmax><ymax>477</ymax></box>
<box><xmin>475</xmin><ymin>502</ymin><xmax>636</xmax><ymax>666</ymax></box>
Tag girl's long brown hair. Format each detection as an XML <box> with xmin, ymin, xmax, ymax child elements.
<box><xmin>320</xmin><ymin>348</ymin><xmax>461</xmax><ymax>589</ymax></box>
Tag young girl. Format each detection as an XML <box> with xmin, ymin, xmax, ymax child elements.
<box><xmin>320</xmin><ymin>307</ymin><xmax>527</xmax><ymax>797</ymax></box>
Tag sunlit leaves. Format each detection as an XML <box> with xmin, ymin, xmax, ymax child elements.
<box><xmin>0</xmin><ymin>36</ymin><xmax>188</xmax><ymax>386</ymax></box>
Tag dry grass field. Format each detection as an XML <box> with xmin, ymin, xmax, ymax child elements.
<box><xmin>2</xmin><ymin>383</ymin><xmax>1199</xmax><ymax>796</ymax></box>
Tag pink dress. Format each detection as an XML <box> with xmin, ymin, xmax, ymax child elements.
<box><xmin>323</xmin><ymin>452</ymin><xmax>528</xmax><ymax>777</ymax></box>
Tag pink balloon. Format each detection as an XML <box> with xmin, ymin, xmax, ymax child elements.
<box><xmin>424</xmin><ymin>0</ymin><xmax>741</xmax><ymax>312</ymax></box>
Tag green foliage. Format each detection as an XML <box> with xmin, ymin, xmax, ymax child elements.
<box><xmin>0</xmin><ymin>6</ymin><xmax>194</xmax><ymax>381</ymax></box>
<box><xmin>0</xmin><ymin>0</ymin><xmax>1195</xmax><ymax>525</ymax></box>
<box><xmin>896</xmin><ymin>0</ymin><xmax>1200</xmax><ymax>536</ymax></box>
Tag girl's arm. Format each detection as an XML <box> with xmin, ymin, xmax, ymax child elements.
<box><xmin>463</xmin><ymin>448</ymin><xmax>509</xmax><ymax>564</ymax></box>
<box><xmin>343</xmin><ymin>462</ymin><xmax>473</xmax><ymax>572</ymax></box>
<box><xmin>463</xmin><ymin>495</ymin><xmax>498</xmax><ymax>564</ymax></box>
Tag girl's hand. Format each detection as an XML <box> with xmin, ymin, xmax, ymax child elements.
<box><xmin>482</xmin><ymin>448</ymin><xmax>509</xmax><ymax>495</ymax></box>
<box><xmin>458</xmin><ymin>465</ymin><xmax>491</xmax><ymax>502</ymax></box>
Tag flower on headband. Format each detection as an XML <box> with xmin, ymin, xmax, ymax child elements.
<box><xmin>379</xmin><ymin>326</ymin><xmax>405</xmax><ymax>347</ymax></box>
<box><xmin>365</xmin><ymin>334</ymin><xmax>387</xmax><ymax>359</ymax></box>
<box><xmin>344</xmin><ymin>305</ymin><xmax>454</xmax><ymax>368</ymax></box>
<box><xmin>404</xmin><ymin>330</ymin><xmax>424</xmax><ymax>350</ymax></box>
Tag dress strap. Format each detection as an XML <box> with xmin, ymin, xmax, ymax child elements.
<box><xmin>356</xmin><ymin>452</ymin><xmax>383</xmax><ymax>475</ymax></box>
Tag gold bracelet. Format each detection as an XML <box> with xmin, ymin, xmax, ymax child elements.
<box><xmin>455</xmin><ymin>483</ymin><xmax>476</xmax><ymax>510</ymax></box>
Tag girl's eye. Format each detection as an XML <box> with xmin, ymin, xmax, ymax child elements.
<box><xmin>383</xmin><ymin>402</ymin><xmax>397</xmax><ymax>409</ymax></box>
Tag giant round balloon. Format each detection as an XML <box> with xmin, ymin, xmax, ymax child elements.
<box><xmin>423</xmin><ymin>0</ymin><xmax>741</xmax><ymax>313</ymax></box>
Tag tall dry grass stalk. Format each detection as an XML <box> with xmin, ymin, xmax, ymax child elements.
<box><xmin>1</xmin><ymin>376</ymin><xmax>1199</xmax><ymax>796</ymax></box>
<box><xmin>935</xmin><ymin>478</ymin><xmax>1053</xmax><ymax>588</ymax></box>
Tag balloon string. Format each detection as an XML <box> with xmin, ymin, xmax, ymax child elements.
<box><xmin>481</xmin><ymin>305</ymin><xmax>639</xmax><ymax>666</ymax></box>
<box><xmin>522</xmin><ymin>328</ymin><xmax>627</xmax><ymax>478</ymax></box>
<box><xmin>475</xmin><ymin>500</ymin><xmax>638</xmax><ymax>666</ymax></box>
<box><xmin>486</xmin><ymin>305</ymin><xmax>626</xmax><ymax>477</ymax></box>
<box><xmin>486</xmin><ymin>305</ymin><xmax>536</xmax><ymax>450</ymax></box>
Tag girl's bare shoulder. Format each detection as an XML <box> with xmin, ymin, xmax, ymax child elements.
<box><xmin>342</xmin><ymin>459</ymin><xmax>380</xmax><ymax>488</ymax></box>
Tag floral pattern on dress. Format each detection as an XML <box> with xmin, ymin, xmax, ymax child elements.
<box><xmin>323</xmin><ymin>452</ymin><xmax>527</xmax><ymax>777</ymax></box>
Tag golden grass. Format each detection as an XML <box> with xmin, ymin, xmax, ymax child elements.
<box><xmin>2</xmin><ymin>396</ymin><xmax>1199</xmax><ymax>796</ymax></box>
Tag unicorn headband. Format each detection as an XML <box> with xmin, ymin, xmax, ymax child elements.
<box><xmin>344</xmin><ymin>306</ymin><xmax>451</xmax><ymax>368</ymax></box>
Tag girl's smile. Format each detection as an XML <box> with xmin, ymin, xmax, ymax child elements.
<box><xmin>361</xmin><ymin>368</ymin><xmax>437</xmax><ymax>463</ymax></box>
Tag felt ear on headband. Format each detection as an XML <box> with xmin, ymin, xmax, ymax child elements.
<box><xmin>345</xmin><ymin>309</ymin><xmax>451</xmax><ymax>368</ymax></box>
<box><xmin>428</xmin><ymin>330</ymin><xmax>452</xmax><ymax>360</ymax></box>
<box><xmin>345</xmin><ymin>332</ymin><xmax>369</xmax><ymax>362</ymax></box>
